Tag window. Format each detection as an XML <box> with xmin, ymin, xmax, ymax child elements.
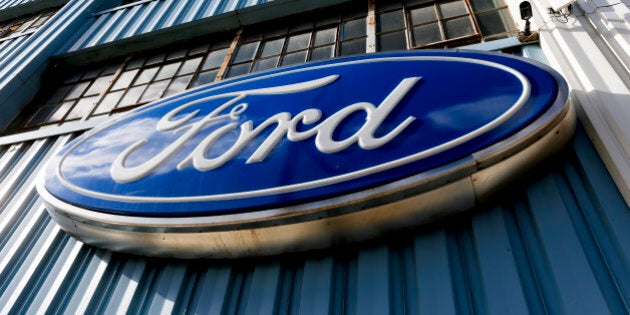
<box><xmin>0</xmin><ymin>8</ymin><xmax>57</xmax><ymax>39</ymax></box>
<box><xmin>5</xmin><ymin>0</ymin><xmax>517</xmax><ymax>134</ymax></box>
<box><xmin>22</xmin><ymin>34</ymin><xmax>233</xmax><ymax>128</ymax></box>
<box><xmin>376</xmin><ymin>0</ymin><xmax>516</xmax><ymax>50</ymax></box>
<box><xmin>225</xmin><ymin>2</ymin><xmax>367</xmax><ymax>79</ymax></box>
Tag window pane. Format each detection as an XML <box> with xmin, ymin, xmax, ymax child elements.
<box><xmin>65</xmin><ymin>82</ymin><xmax>90</xmax><ymax>100</ymax></box>
<box><xmin>410</xmin><ymin>6</ymin><xmax>437</xmax><ymax>25</ymax></box>
<box><xmin>165</xmin><ymin>75</ymin><xmax>192</xmax><ymax>97</ymax></box>
<box><xmin>313</xmin><ymin>28</ymin><xmax>337</xmax><ymax>46</ymax></box>
<box><xmin>476</xmin><ymin>9</ymin><xmax>511</xmax><ymax>36</ymax></box>
<box><xmin>49</xmin><ymin>85</ymin><xmax>72</xmax><ymax>103</ymax></box>
<box><xmin>377</xmin><ymin>0</ymin><xmax>403</xmax><ymax>11</ymax></box>
<box><xmin>310</xmin><ymin>45</ymin><xmax>334</xmax><ymax>61</ymax></box>
<box><xmin>226</xmin><ymin>62</ymin><xmax>252</xmax><ymax>78</ymax></box>
<box><xmin>439</xmin><ymin>1</ymin><xmax>469</xmax><ymax>19</ymax></box>
<box><xmin>126</xmin><ymin>56</ymin><xmax>145</xmax><ymax>69</ymax></box>
<box><xmin>378</xmin><ymin>31</ymin><xmax>407</xmax><ymax>51</ymax></box>
<box><xmin>339</xmin><ymin>39</ymin><xmax>365</xmax><ymax>55</ymax></box>
<box><xmin>233</xmin><ymin>42</ymin><xmax>259</xmax><ymax>63</ymax></box>
<box><xmin>140</xmin><ymin>80</ymin><xmax>170</xmax><ymax>102</ymax></box>
<box><xmin>118</xmin><ymin>85</ymin><xmax>146</xmax><ymax>108</ymax></box>
<box><xmin>28</xmin><ymin>104</ymin><xmax>56</xmax><ymax>125</ymax></box>
<box><xmin>342</xmin><ymin>18</ymin><xmax>366</xmax><ymax>40</ymax></box>
<box><xmin>281</xmin><ymin>51</ymin><xmax>307</xmax><ymax>66</ymax></box>
<box><xmin>191</xmin><ymin>70</ymin><xmax>218</xmax><ymax>88</ymax></box>
<box><xmin>412</xmin><ymin>23</ymin><xmax>442</xmax><ymax>46</ymax></box>
<box><xmin>155</xmin><ymin>62</ymin><xmax>181</xmax><ymax>81</ymax></box>
<box><xmin>112</xmin><ymin>69</ymin><xmax>139</xmax><ymax>91</ymax></box>
<box><xmin>85</xmin><ymin>75</ymin><xmax>114</xmax><ymax>96</ymax></box>
<box><xmin>471</xmin><ymin>0</ymin><xmax>505</xmax><ymax>11</ymax></box>
<box><xmin>82</xmin><ymin>68</ymin><xmax>100</xmax><ymax>80</ymax></box>
<box><xmin>286</xmin><ymin>33</ymin><xmax>311</xmax><ymax>52</ymax></box>
<box><xmin>203</xmin><ymin>48</ymin><xmax>229</xmax><ymax>70</ymax></box>
<box><xmin>67</xmin><ymin>96</ymin><xmax>98</xmax><ymax>120</ymax></box>
<box><xmin>134</xmin><ymin>67</ymin><xmax>159</xmax><ymax>85</ymax></box>
<box><xmin>48</xmin><ymin>101</ymin><xmax>74</xmax><ymax>122</ymax></box>
<box><xmin>377</xmin><ymin>10</ymin><xmax>405</xmax><ymax>33</ymax></box>
<box><xmin>146</xmin><ymin>52</ymin><xmax>166</xmax><ymax>65</ymax></box>
<box><xmin>189</xmin><ymin>44</ymin><xmax>209</xmax><ymax>56</ymax></box>
<box><xmin>178</xmin><ymin>57</ymin><xmax>202</xmax><ymax>75</ymax></box>
<box><xmin>167</xmin><ymin>48</ymin><xmax>187</xmax><ymax>60</ymax></box>
<box><xmin>253</xmin><ymin>57</ymin><xmax>279</xmax><ymax>72</ymax></box>
<box><xmin>260</xmin><ymin>38</ymin><xmax>285</xmax><ymax>57</ymax></box>
<box><xmin>94</xmin><ymin>91</ymin><xmax>124</xmax><ymax>115</ymax></box>
<box><xmin>444</xmin><ymin>17</ymin><xmax>474</xmax><ymax>39</ymax></box>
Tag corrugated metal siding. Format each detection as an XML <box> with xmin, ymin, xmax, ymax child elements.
<box><xmin>0</xmin><ymin>128</ymin><xmax>628</xmax><ymax>314</ymax></box>
<box><xmin>0</xmin><ymin>0</ymin><xmax>37</xmax><ymax>11</ymax></box>
<box><xmin>0</xmin><ymin>35</ymin><xmax>29</xmax><ymax>65</ymax></box>
<box><xmin>68</xmin><ymin>0</ymin><xmax>274</xmax><ymax>52</ymax></box>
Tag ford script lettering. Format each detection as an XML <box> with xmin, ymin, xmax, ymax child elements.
<box><xmin>38</xmin><ymin>51</ymin><xmax>572</xmax><ymax>258</ymax></box>
<box><xmin>111</xmin><ymin>76</ymin><xmax>419</xmax><ymax>183</ymax></box>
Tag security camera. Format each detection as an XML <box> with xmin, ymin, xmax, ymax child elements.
<box><xmin>547</xmin><ymin>0</ymin><xmax>575</xmax><ymax>12</ymax></box>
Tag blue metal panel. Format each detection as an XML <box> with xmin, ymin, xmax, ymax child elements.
<box><xmin>0</xmin><ymin>127</ymin><xmax>628</xmax><ymax>314</ymax></box>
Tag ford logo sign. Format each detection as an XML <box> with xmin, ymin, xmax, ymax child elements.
<box><xmin>38</xmin><ymin>51</ymin><xmax>573</xmax><ymax>258</ymax></box>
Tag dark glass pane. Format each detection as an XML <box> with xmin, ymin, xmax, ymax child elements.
<box><xmin>28</xmin><ymin>104</ymin><xmax>56</xmax><ymax>125</ymax></box>
<box><xmin>48</xmin><ymin>101</ymin><xmax>74</xmax><ymax>122</ymax></box>
<box><xmin>233</xmin><ymin>42</ymin><xmax>259</xmax><ymax>63</ymax></box>
<box><xmin>112</xmin><ymin>69</ymin><xmax>139</xmax><ymax>90</ymax></box>
<box><xmin>48</xmin><ymin>85</ymin><xmax>72</xmax><ymax>103</ymax></box>
<box><xmin>410</xmin><ymin>5</ymin><xmax>437</xmax><ymax>25</ymax></box>
<box><xmin>444</xmin><ymin>17</ymin><xmax>474</xmax><ymax>38</ymax></box>
<box><xmin>226</xmin><ymin>62</ymin><xmax>252</xmax><ymax>78</ymax></box>
<box><xmin>471</xmin><ymin>0</ymin><xmax>505</xmax><ymax>12</ymax></box>
<box><xmin>339</xmin><ymin>39</ymin><xmax>365</xmax><ymax>56</ymax></box>
<box><xmin>377</xmin><ymin>10</ymin><xmax>405</xmax><ymax>33</ymax></box>
<box><xmin>102</xmin><ymin>62</ymin><xmax>120</xmax><ymax>75</ymax></box>
<box><xmin>191</xmin><ymin>70</ymin><xmax>218</xmax><ymax>88</ymax></box>
<box><xmin>412</xmin><ymin>23</ymin><xmax>442</xmax><ymax>46</ymax></box>
<box><xmin>167</xmin><ymin>48</ymin><xmax>187</xmax><ymax>60</ymax></box>
<box><xmin>118</xmin><ymin>85</ymin><xmax>146</xmax><ymax>108</ymax></box>
<box><xmin>189</xmin><ymin>43</ymin><xmax>209</xmax><ymax>55</ymax></box>
<box><xmin>63</xmin><ymin>72</ymin><xmax>82</xmax><ymax>84</ymax></box>
<box><xmin>260</xmin><ymin>38</ymin><xmax>285</xmax><ymax>57</ymax></box>
<box><xmin>82</xmin><ymin>68</ymin><xmax>100</xmax><ymax>80</ymax></box>
<box><xmin>342</xmin><ymin>18</ymin><xmax>366</xmax><ymax>40</ymax></box>
<box><xmin>310</xmin><ymin>45</ymin><xmax>334</xmax><ymax>61</ymax></box>
<box><xmin>178</xmin><ymin>57</ymin><xmax>202</xmax><ymax>75</ymax></box>
<box><xmin>64</xmin><ymin>82</ymin><xmax>90</xmax><ymax>100</ymax></box>
<box><xmin>94</xmin><ymin>91</ymin><xmax>124</xmax><ymax>115</ymax></box>
<box><xmin>134</xmin><ymin>67</ymin><xmax>159</xmax><ymax>85</ymax></box>
<box><xmin>203</xmin><ymin>48</ymin><xmax>229</xmax><ymax>70</ymax></box>
<box><xmin>377</xmin><ymin>0</ymin><xmax>403</xmax><ymax>11</ymax></box>
<box><xmin>313</xmin><ymin>28</ymin><xmax>336</xmax><ymax>46</ymax></box>
<box><xmin>439</xmin><ymin>0</ymin><xmax>469</xmax><ymax>18</ymax></box>
<box><xmin>378</xmin><ymin>31</ymin><xmax>407</xmax><ymax>51</ymax></box>
<box><xmin>155</xmin><ymin>62</ymin><xmax>181</xmax><ymax>81</ymax></box>
<box><xmin>253</xmin><ymin>57</ymin><xmax>279</xmax><ymax>72</ymax></box>
<box><xmin>67</xmin><ymin>96</ymin><xmax>98</xmax><ymax>120</ymax></box>
<box><xmin>126</xmin><ymin>56</ymin><xmax>145</xmax><ymax>69</ymax></box>
<box><xmin>281</xmin><ymin>51</ymin><xmax>307</xmax><ymax>66</ymax></box>
<box><xmin>146</xmin><ymin>52</ymin><xmax>166</xmax><ymax>65</ymax></box>
<box><xmin>85</xmin><ymin>74</ymin><xmax>114</xmax><ymax>96</ymax></box>
<box><xmin>165</xmin><ymin>75</ymin><xmax>192</xmax><ymax>97</ymax></box>
<box><xmin>290</xmin><ymin>19</ymin><xmax>314</xmax><ymax>32</ymax></box>
<box><xmin>476</xmin><ymin>9</ymin><xmax>511</xmax><ymax>36</ymax></box>
<box><xmin>286</xmin><ymin>33</ymin><xmax>311</xmax><ymax>52</ymax></box>
<box><xmin>140</xmin><ymin>80</ymin><xmax>170</xmax><ymax>102</ymax></box>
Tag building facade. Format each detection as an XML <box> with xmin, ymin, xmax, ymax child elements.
<box><xmin>0</xmin><ymin>0</ymin><xmax>629</xmax><ymax>313</ymax></box>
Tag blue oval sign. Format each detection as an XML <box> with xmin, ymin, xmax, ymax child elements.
<box><xmin>38</xmin><ymin>51</ymin><xmax>571</xmax><ymax>257</ymax></box>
